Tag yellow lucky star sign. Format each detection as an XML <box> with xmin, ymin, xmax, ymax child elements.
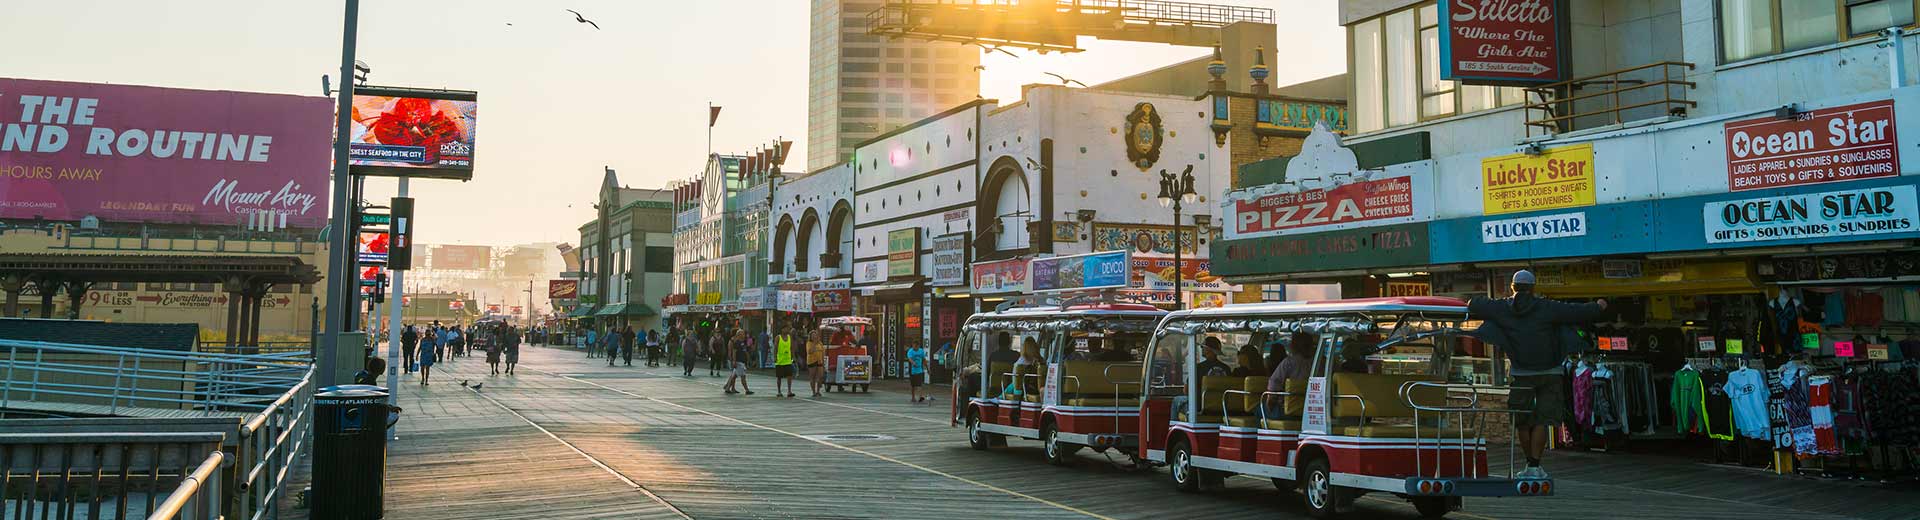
<box><xmin>1481</xmin><ymin>144</ymin><xmax>1596</xmax><ymax>215</ymax></box>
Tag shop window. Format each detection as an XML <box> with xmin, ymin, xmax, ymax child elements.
<box><xmin>1720</xmin><ymin>0</ymin><xmax>1920</xmax><ymax>63</ymax></box>
<box><xmin>1349</xmin><ymin>4</ymin><xmax>1526</xmax><ymax>133</ymax></box>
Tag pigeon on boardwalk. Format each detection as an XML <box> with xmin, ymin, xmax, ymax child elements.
<box><xmin>566</xmin><ymin>9</ymin><xmax>600</xmax><ymax>30</ymax></box>
<box><xmin>460</xmin><ymin>380</ymin><xmax>470</xmax><ymax>388</ymax></box>
<box><xmin>469</xmin><ymin>383</ymin><xmax>483</xmax><ymax>391</ymax></box>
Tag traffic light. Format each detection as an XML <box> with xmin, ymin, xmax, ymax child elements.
<box><xmin>371</xmin><ymin>272</ymin><xmax>388</xmax><ymax>303</ymax></box>
<box><xmin>389</xmin><ymin>197</ymin><xmax>414</xmax><ymax>270</ymax></box>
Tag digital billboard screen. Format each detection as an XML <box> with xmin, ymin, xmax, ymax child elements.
<box><xmin>348</xmin><ymin>87</ymin><xmax>476</xmax><ymax>180</ymax></box>
<box><xmin>0</xmin><ymin>78</ymin><xmax>331</xmax><ymax>227</ymax></box>
<box><xmin>431</xmin><ymin>244</ymin><xmax>490</xmax><ymax>270</ymax></box>
<box><xmin>357</xmin><ymin>231</ymin><xmax>389</xmax><ymax>264</ymax></box>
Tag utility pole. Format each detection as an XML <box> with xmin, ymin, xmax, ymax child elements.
<box><xmin>524</xmin><ymin>279</ymin><xmax>534</xmax><ymax>329</ymax></box>
<box><xmin>320</xmin><ymin>0</ymin><xmax>361</xmax><ymax>387</ymax></box>
<box><xmin>384</xmin><ymin>178</ymin><xmax>408</xmax><ymax>440</ymax></box>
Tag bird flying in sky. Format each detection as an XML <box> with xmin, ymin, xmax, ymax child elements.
<box><xmin>1044</xmin><ymin>72</ymin><xmax>1087</xmax><ymax>87</ymax></box>
<box><xmin>567</xmin><ymin>9</ymin><xmax>601</xmax><ymax>30</ymax></box>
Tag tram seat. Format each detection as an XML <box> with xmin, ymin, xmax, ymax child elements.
<box><xmin>1261</xmin><ymin>419</ymin><xmax>1302</xmax><ymax>431</ymax></box>
<box><xmin>1187</xmin><ymin>376</ymin><xmax>1246</xmax><ymax>424</ymax></box>
<box><xmin>1331</xmin><ymin>373</ymin><xmax>1452</xmax><ymax>438</ymax></box>
<box><xmin>1060</xmin><ymin>361</ymin><xmax>1141</xmax><ymax>406</ymax></box>
<box><xmin>1015</xmin><ymin>364</ymin><xmax>1046</xmax><ymax>402</ymax></box>
<box><xmin>986</xmin><ymin>362</ymin><xmax>1014</xmax><ymax>398</ymax></box>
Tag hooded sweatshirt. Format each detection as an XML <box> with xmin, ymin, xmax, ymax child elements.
<box><xmin>1467</xmin><ymin>292</ymin><xmax>1607</xmax><ymax>376</ymax></box>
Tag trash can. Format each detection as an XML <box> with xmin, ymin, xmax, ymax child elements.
<box><xmin>312</xmin><ymin>385</ymin><xmax>395</xmax><ymax>520</ymax></box>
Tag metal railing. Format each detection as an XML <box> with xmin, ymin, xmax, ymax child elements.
<box><xmin>1</xmin><ymin>339</ymin><xmax>311</xmax><ymax>415</ymax></box>
<box><xmin>1523</xmin><ymin>61</ymin><xmax>1696</xmax><ymax>138</ymax></box>
<box><xmin>2</xmin><ymin>340</ymin><xmax>316</xmax><ymax>519</ymax></box>
<box><xmin>1401</xmin><ymin>381</ymin><xmax>1526</xmax><ymax>480</ymax></box>
<box><xmin>0</xmin><ymin>432</ymin><xmax>226</xmax><ymax>520</ymax></box>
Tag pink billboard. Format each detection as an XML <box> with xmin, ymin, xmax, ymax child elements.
<box><xmin>0</xmin><ymin>78</ymin><xmax>332</xmax><ymax>227</ymax></box>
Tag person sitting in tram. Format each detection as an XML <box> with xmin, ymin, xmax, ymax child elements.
<box><xmin>1230</xmin><ymin>343</ymin><xmax>1267</xmax><ymax>377</ymax></box>
<box><xmin>1008</xmin><ymin>337</ymin><xmax>1044</xmax><ymax>396</ymax></box>
<box><xmin>987</xmin><ymin>332</ymin><xmax>1021</xmax><ymax>364</ymax></box>
<box><xmin>1195</xmin><ymin>337</ymin><xmax>1232</xmax><ymax>377</ymax></box>
<box><xmin>1264</xmin><ymin>332</ymin><xmax>1316</xmax><ymax>419</ymax></box>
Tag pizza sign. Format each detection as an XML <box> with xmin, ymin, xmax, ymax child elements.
<box><xmin>1439</xmin><ymin>0</ymin><xmax>1571</xmax><ymax>85</ymax></box>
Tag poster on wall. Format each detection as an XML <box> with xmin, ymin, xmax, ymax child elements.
<box><xmin>887</xmin><ymin>228</ymin><xmax>919</xmax><ymax>278</ymax></box>
<box><xmin>812</xmin><ymin>279</ymin><xmax>852</xmax><ymax>313</ymax></box>
<box><xmin>348</xmin><ymin>87</ymin><xmax>478</xmax><ymax>180</ymax></box>
<box><xmin>1438</xmin><ymin>0</ymin><xmax>1572</xmax><ymax>86</ymax></box>
<box><xmin>0</xmin><ymin>78</ymin><xmax>332</xmax><ymax>227</ymax></box>
<box><xmin>1703</xmin><ymin>184</ymin><xmax>1917</xmax><ymax>244</ymax></box>
<box><xmin>1030</xmin><ymin>250</ymin><xmax>1129</xmax><ymax>293</ymax></box>
<box><xmin>1724</xmin><ymin>100</ymin><xmax>1897</xmax><ymax>191</ymax></box>
<box><xmin>1481</xmin><ymin>144</ymin><xmax>1595</xmax><ymax>215</ymax></box>
<box><xmin>1092</xmin><ymin>223</ymin><xmax>1197</xmax><ymax>255</ymax></box>
<box><xmin>971</xmin><ymin>257</ymin><xmax>1029</xmax><ymax>294</ymax></box>
<box><xmin>1225</xmin><ymin>172</ymin><xmax>1432</xmax><ymax>240</ymax></box>
<box><xmin>931</xmin><ymin>233</ymin><xmax>969</xmax><ymax>286</ymax></box>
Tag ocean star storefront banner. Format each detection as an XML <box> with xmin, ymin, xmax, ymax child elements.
<box><xmin>0</xmin><ymin>78</ymin><xmax>331</xmax><ymax>227</ymax></box>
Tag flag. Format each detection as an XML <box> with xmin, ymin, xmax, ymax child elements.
<box><xmin>775</xmin><ymin>140</ymin><xmax>793</xmax><ymax>164</ymax></box>
<box><xmin>709</xmin><ymin>105</ymin><xmax>722</xmax><ymax>127</ymax></box>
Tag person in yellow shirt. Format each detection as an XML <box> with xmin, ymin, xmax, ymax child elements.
<box><xmin>774</xmin><ymin>326</ymin><xmax>798</xmax><ymax>398</ymax></box>
<box><xmin>806</xmin><ymin>327</ymin><xmax>829</xmax><ymax>397</ymax></box>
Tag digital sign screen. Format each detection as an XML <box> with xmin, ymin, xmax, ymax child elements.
<box><xmin>357</xmin><ymin>231</ymin><xmax>390</xmax><ymax>264</ymax></box>
<box><xmin>349</xmin><ymin>87</ymin><xmax>477</xmax><ymax>180</ymax></box>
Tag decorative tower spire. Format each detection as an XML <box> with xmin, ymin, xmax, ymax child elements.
<box><xmin>1206</xmin><ymin>42</ymin><xmax>1228</xmax><ymax>92</ymax></box>
<box><xmin>1249</xmin><ymin>46</ymin><xmax>1270</xmax><ymax>95</ymax></box>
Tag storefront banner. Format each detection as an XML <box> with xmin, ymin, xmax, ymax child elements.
<box><xmin>1225</xmin><ymin>169</ymin><xmax>1433</xmax><ymax>240</ymax></box>
<box><xmin>695</xmin><ymin>292</ymin><xmax>724</xmax><ymax>305</ymax></box>
<box><xmin>776</xmin><ymin>283</ymin><xmax>811</xmax><ymax>313</ymax></box>
<box><xmin>739</xmin><ymin>287</ymin><xmax>768</xmax><ymax>311</ymax></box>
<box><xmin>548</xmin><ymin>279</ymin><xmax>578</xmax><ymax>300</ymax></box>
<box><xmin>1703</xmin><ymin>184</ymin><xmax>1917</xmax><ymax>244</ymax></box>
<box><xmin>0</xmin><ymin>79</ymin><xmax>333</xmax><ymax>227</ymax></box>
<box><xmin>971</xmin><ymin>257</ymin><xmax>1029</xmax><ymax>294</ymax></box>
<box><xmin>1725</xmin><ymin>100</ymin><xmax>1897</xmax><ymax>191</ymax></box>
<box><xmin>1438</xmin><ymin>0</ymin><xmax>1571</xmax><ymax>85</ymax></box>
<box><xmin>1215</xmin><ymin>223</ymin><xmax>1429</xmax><ymax>277</ymax></box>
<box><xmin>1030</xmin><ymin>250</ymin><xmax>1130</xmax><ymax>293</ymax></box>
<box><xmin>1092</xmin><ymin>223</ymin><xmax>1197</xmax><ymax>255</ymax></box>
<box><xmin>931</xmin><ymin>233</ymin><xmax>969</xmax><ymax>287</ymax></box>
<box><xmin>887</xmin><ymin>228</ymin><xmax>919</xmax><ymax>278</ymax></box>
<box><xmin>1385</xmin><ymin>282</ymin><xmax>1430</xmax><ymax>297</ymax></box>
<box><xmin>812</xmin><ymin>279</ymin><xmax>852</xmax><ymax>313</ymax></box>
<box><xmin>855</xmin><ymin>260</ymin><xmax>886</xmax><ymax>285</ymax></box>
<box><xmin>1481</xmin><ymin>144</ymin><xmax>1595</xmax><ymax>215</ymax></box>
<box><xmin>1481</xmin><ymin>211</ymin><xmax>1587</xmax><ymax>243</ymax></box>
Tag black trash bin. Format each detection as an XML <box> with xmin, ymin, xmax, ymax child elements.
<box><xmin>313</xmin><ymin>385</ymin><xmax>394</xmax><ymax>520</ymax></box>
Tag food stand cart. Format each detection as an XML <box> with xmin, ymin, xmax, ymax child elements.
<box><xmin>818</xmin><ymin>316</ymin><xmax>872</xmax><ymax>393</ymax></box>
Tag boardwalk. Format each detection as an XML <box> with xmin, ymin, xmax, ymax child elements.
<box><xmin>282</xmin><ymin>346</ymin><xmax>1916</xmax><ymax>520</ymax></box>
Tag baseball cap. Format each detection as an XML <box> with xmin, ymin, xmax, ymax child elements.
<box><xmin>1512</xmin><ymin>270</ymin><xmax>1537</xmax><ymax>285</ymax></box>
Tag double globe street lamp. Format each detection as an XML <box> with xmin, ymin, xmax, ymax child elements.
<box><xmin>1157</xmin><ymin>165</ymin><xmax>1197</xmax><ymax>310</ymax></box>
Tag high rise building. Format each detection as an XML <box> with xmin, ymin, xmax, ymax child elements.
<box><xmin>808</xmin><ymin>0</ymin><xmax>981</xmax><ymax>171</ymax></box>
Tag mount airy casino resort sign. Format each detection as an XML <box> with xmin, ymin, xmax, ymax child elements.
<box><xmin>0</xmin><ymin>78</ymin><xmax>331</xmax><ymax>227</ymax></box>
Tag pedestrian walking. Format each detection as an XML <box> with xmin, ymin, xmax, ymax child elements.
<box><xmin>645</xmin><ymin>329</ymin><xmax>662</xmax><ymax>367</ymax></box>
<box><xmin>723</xmin><ymin>330</ymin><xmax>754</xmax><ymax>395</ymax></box>
<box><xmin>401</xmin><ymin>324</ymin><xmax>419</xmax><ymax>374</ymax></box>
<box><xmin>806</xmin><ymin>327</ymin><xmax>827</xmax><ymax>397</ymax></box>
<box><xmin>586</xmin><ymin>327</ymin><xmax>600</xmax><ymax>358</ymax></box>
<box><xmin>505</xmin><ymin>324</ymin><xmax>522</xmax><ymax>376</ymax></box>
<box><xmin>621</xmin><ymin>326</ymin><xmax>636</xmax><ymax>367</ymax></box>
<box><xmin>906</xmin><ymin>341</ymin><xmax>928</xmax><ymax>403</ymax></box>
<box><xmin>486</xmin><ymin>325</ymin><xmax>504</xmax><ymax>376</ymax></box>
<box><xmin>1467</xmin><ymin>270</ymin><xmax>1608</xmax><ymax>479</ymax></box>
<box><xmin>706</xmin><ymin>331</ymin><xmax>723</xmax><ymax>377</ymax></box>
<box><xmin>605</xmin><ymin>327</ymin><xmax>619</xmax><ymax>367</ymax></box>
<box><xmin>773</xmin><ymin>326</ymin><xmax>797</xmax><ymax>398</ymax></box>
<box><xmin>448</xmin><ymin>326</ymin><xmax>464</xmax><ymax>360</ymax></box>
<box><xmin>666</xmin><ymin>327</ymin><xmax>681</xmax><ymax>368</ymax></box>
<box><xmin>418</xmin><ymin>327</ymin><xmax>438</xmax><ymax>386</ymax></box>
<box><xmin>681</xmin><ymin>327</ymin><xmax>700</xmax><ymax>376</ymax></box>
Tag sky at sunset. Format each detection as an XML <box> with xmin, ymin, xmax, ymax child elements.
<box><xmin>2</xmin><ymin>0</ymin><xmax>1344</xmax><ymax>246</ymax></box>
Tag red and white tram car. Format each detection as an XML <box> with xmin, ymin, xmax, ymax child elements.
<box><xmin>1140</xmin><ymin>297</ymin><xmax>1549</xmax><ymax>518</ymax></box>
<box><xmin>954</xmin><ymin>294</ymin><xmax>1166</xmax><ymax>464</ymax></box>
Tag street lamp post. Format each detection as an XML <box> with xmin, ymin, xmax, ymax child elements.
<box><xmin>1157</xmin><ymin>166</ymin><xmax>1197</xmax><ymax>310</ymax></box>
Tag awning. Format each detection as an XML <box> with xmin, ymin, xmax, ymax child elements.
<box><xmin>594</xmin><ymin>303</ymin><xmax>659</xmax><ymax>317</ymax></box>
<box><xmin>863</xmin><ymin>280</ymin><xmax>925</xmax><ymax>302</ymax></box>
<box><xmin>574</xmin><ymin>305</ymin><xmax>601</xmax><ymax>317</ymax></box>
